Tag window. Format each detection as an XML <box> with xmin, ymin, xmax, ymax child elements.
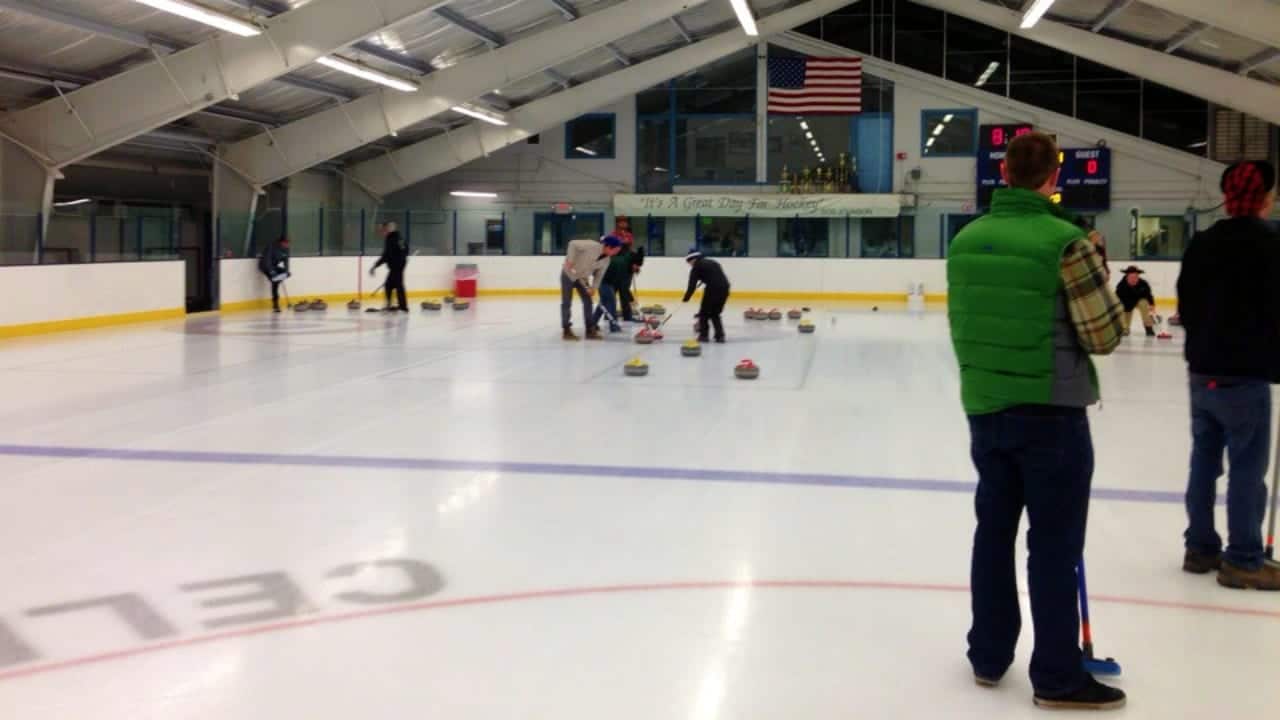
<box><xmin>946</xmin><ymin>14</ymin><xmax>1008</xmax><ymax>97</ymax></box>
<box><xmin>566</xmin><ymin>114</ymin><xmax>616</xmax><ymax>159</ymax></box>
<box><xmin>637</xmin><ymin>116</ymin><xmax>673</xmax><ymax>192</ymax></box>
<box><xmin>862</xmin><ymin>216</ymin><xmax>914</xmax><ymax>257</ymax></box>
<box><xmin>1009</xmin><ymin>36</ymin><xmax>1073</xmax><ymax>117</ymax></box>
<box><xmin>768</xmin><ymin>115</ymin><xmax>850</xmax><ymax>183</ymax></box>
<box><xmin>780</xmin><ymin>218</ymin><xmax>830</xmax><ymax>257</ymax></box>
<box><xmin>922</xmin><ymin>109</ymin><xmax>977</xmax><ymax>157</ymax></box>
<box><xmin>1134</xmin><ymin>214</ymin><xmax>1191</xmax><ymax>259</ymax></box>
<box><xmin>697</xmin><ymin>216</ymin><xmax>747</xmax><ymax>257</ymax></box>
<box><xmin>675</xmin><ymin>50</ymin><xmax>756</xmax><ymax>114</ymax></box>
<box><xmin>893</xmin><ymin>0</ymin><xmax>944</xmax><ymax>77</ymax></box>
<box><xmin>676</xmin><ymin>117</ymin><xmax>756</xmax><ymax>184</ymax></box>
<box><xmin>1142</xmin><ymin>81</ymin><xmax>1208</xmax><ymax>156</ymax></box>
<box><xmin>1075</xmin><ymin>59</ymin><xmax>1140</xmax><ymax>137</ymax></box>
<box><xmin>645</xmin><ymin>217</ymin><xmax>666</xmax><ymax>257</ymax></box>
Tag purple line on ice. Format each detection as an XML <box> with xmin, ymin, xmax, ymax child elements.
<box><xmin>0</xmin><ymin>443</ymin><xmax>1187</xmax><ymax>504</ymax></box>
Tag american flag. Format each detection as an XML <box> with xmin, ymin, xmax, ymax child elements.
<box><xmin>767</xmin><ymin>56</ymin><xmax>862</xmax><ymax>114</ymax></box>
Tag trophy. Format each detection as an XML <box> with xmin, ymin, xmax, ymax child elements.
<box><xmin>822</xmin><ymin>166</ymin><xmax>836</xmax><ymax>193</ymax></box>
<box><xmin>837</xmin><ymin>153</ymin><xmax>850</xmax><ymax>193</ymax></box>
<box><xmin>799</xmin><ymin>167</ymin><xmax>812</xmax><ymax>194</ymax></box>
<box><xmin>780</xmin><ymin>165</ymin><xmax>792</xmax><ymax>194</ymax></box>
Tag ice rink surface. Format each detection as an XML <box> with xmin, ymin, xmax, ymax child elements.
<box><xmin>0</xmin><ymin>300</ymin><xmax>1277</xmax><ymax>718</ymax></box>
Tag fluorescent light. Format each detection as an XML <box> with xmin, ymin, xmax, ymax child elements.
<box><xmin>451</xmin><ymin>104</ymin><xmax>508</xmax><ymax>126</ymax></box>
<box><xmin>451</xmin><ymin>191</ymin><xmax>498</xmax><ymax>198</ymax></box>
<box><xmin>132</xmin><ymin>0</ymin><xmax>261</xmax><ymax>37</ymax></box>
<box><xmin>1187</xmin><ymin>140</ymin><xmax>1208</xmax><ymax>148</ymax></box>
<box><xmin>728</xmin><ymin>0</ymin><xmax>759</xmax><ymax>36</ymax></box>
<box><xmin>926</xmin><ymin>137</ymin><xmax>936</xmax><ymax>148</ymax></box>
<box><xmin>316</xmin><ymin>56</ymin><xmax>417</xmax><ymax>92</ymax></box>
<box><xmin>943</xmin><ymin>114</ymin><xmax>955</xmax><ymax>123</ymax></box>
<box><xmin>799</xmin><ymin>121</ymin><xmax>809</xmax><ymax>130</ymax></box>
<box><xmin>54</xmin><ymin>198</ymin><xmax>91</xmax><ymax>207</ymax></box>
<box><xmin>805</xmin><ymin>131</ymin><xmax>814</xmax><ymax>140</ymax></box>
<box><xmin>1020</xmin><ymin>0</ymin><xmax>1056</xmax><ymax>29</ymax></box>
<box><xmin>653</xmin><ymin>166</ymin><xmax>669</xmax><ymax>172</ymax></box>
<box><xmin>975</xmin><ymin>61</ymin><xmax>1000</xmax><ymax>87</ymax></box>
<box><xmin>574</xmin><ymin>146</ymin><xmax>598</xmax><ymax>156</ymax></box>
<box><xmin>932</xmin><ymin>124</ymin><xmax>946</xmax><ymax>136</ymax></box>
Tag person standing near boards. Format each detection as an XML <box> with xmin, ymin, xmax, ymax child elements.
<box><xmin>1177</xmin><ymin>160</ymin><xmax>1280</xmax><ymax>590</ymax></box>
<box><xmin>682</xmin><ymin>249</ymin><xmax>730</xmax><ymax>343</ymax></box>
<box><xmin>371</xmin><ymin>222</ymin><xmax>409</xmax><ymax>313</ymax></box>
<box><xmin>259</xmin><ymin>236</ymin><xmax>290</xmax><ymax>313</ymax></box>
<box><xmin>947</xmin><ymin>132</ymin><xmax>1126</xmax><ymax>710</ymax></box>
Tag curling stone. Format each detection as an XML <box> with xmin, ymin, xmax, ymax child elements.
<box><xmin>681</xmin><ymin>339</ymin><xmax>702</xmax><ymax>357</ymax></box>
<box><xmin>443</xmin><ymin>295</ymin><xmax>456</xmax><ymax>304</ymax></box>
<box><xmin>453</xmin><ymin>300</ymin><xmax>470</xmax><ymax>310</ymax></box>
<box><xmin>347</xmin><ymin>299</ymin><xmax>361</xmax><ymax>311</ymax></box>
<box><xmin>788</xmin><ymin>309</ymin><xmax>802</xmax><ymax>320</ymax></box>
<box><xmin>641</xmin><ymin>305</ymin><xmax>656</xmax><ymax>315</ymax></box>
<box><xmin>734</xmin><ymin>359</ymin><xmax>760</xmax><ymax>380</ymax></box>
<box><xmin>634</xmin><ymin>328</ymin><xmax>656</xmax><ymax>344</ymax></box>
<box><xmin>744</xmin><ymin>308</ymin><xmax>755</xmax><ymax>319</ymax></box>
<box><xmin>768</xmin><ymin>309</ymin><xmax>783</xmax><ymax>321</ymax></box>
<box><xmin>798</xmin><ymin>319</ymin><xmax>816</xmax><ymax>334</ymax></box>
<box><xmin>309</xmin><ymin>299</ymin><xmax>327</xmax><ymax>311</ymax></box>
<box><xmin>422</xmin><ymin>299</ymin><xmax>443</xmax><ymax>311</ymax></box>
<box><xmin>624</xmin><ymin>357</ymin><xmax>650</xmax><ymax>377</ymax></box>
<box><xmin>293</xmin><ymin>302</ymin><xmax>309</xmax><ymax>313</ymax></box>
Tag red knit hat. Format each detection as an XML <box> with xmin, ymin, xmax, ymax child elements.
<box><xmin>1220</xmin><ymin>161</ymin><xmax>1276</xmax><ymax>217</ymax></box>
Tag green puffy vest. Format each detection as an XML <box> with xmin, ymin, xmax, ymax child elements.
<box><xmin>947</xmin><ymin>188</ymin><xmax>1094</xmax><ymax>415</ymax></box>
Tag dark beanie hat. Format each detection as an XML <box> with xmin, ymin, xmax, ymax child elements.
<box><xmin>1221</xmin><ymin>161</ymin><xmax>1276</xmax><ymax>217</ymax></box>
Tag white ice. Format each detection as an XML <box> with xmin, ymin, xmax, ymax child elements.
<box><xmin>0</xmin><ymin>301</ymin><xmax>1276</xmax><ymax>719</ymax></box>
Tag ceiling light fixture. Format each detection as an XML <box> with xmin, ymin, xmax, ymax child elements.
<box><xmin>451</xmin><ymin>104</ymin><xmax>508</xmax><ymax>126</ymax></box>
<box><xmin>943</xmin><ymin>114</ymin><xmax>955</xmax><ymax>123</ymax></box>
<box><xmin>1020</xmin><ymin>0</ymin><xmax>1056</xmax><ymax>29</ymax></box>
<box><xmin>316</xmin><ymin>56</ymin><xmax>417</xmax><ymax>92</ymax></box>
<box><xmin>53</xmin><ymin>198</ymin><xmax>92</xmax><ymax>207</ymax></box>
<box><xmin>932</xmin><ymin>124</ymin><xmax>946</xmax><ymax>136</ymax></box>
<box><xmin>574</xmin><ymin>146</ymin><xmax>598</xmax><ymax>156</ymax></box>
<box><xmin>926</xmin><ymin>137</ymin><xmax>937</xmax><ymax>148</ymax></box>
<box><xmin>800</xmin><ymin>121</ymin><xmax>809</xmax><ymax>131</ymax></box>
<box><xmin>727</xmin><ymin>0</ymin><xmax>759</xmax><ymax>36</ymax></box>
<box><xmin>131</xmin><ymin>0</ymin><xmax>261</xmax><ymax>37</ymax></box>
<box><xmin>451</xmin><ymin>191</ymin><xmax>498</xmax><ymax>198</ymax></box>
<box><xmin>975</xmin><ymin>61</ymin><xmax>1000</xmax><ymax>88</ymax></box>
<box><xmin>805</xmin><ymin>131</ymin><xmax>814</xmax><ymax>139</ymax></box>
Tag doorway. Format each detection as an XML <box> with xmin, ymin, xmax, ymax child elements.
<box><xmin>533</xmin><ymin>212</ymin><xmax>605</xmax><ymax>255</ymax></box>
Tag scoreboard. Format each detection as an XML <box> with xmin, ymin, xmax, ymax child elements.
<box><xmin>975</xmin><ymin>123</ymin><xmax>1112</xmax><ymax>211</ymax></box>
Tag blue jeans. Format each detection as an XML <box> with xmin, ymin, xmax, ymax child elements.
<box><xmin>560</xmin><ymin>271</ymin><xmax>595</xmax><ymax>331</ymax></box>
<box><xmin>967</xmin><ymin>406</ymin><xmax>1093</xmax><ymax>697</ymax></box>
<box><xmin>1185</xmin><ymin>379</ymin><xmax>1271</xmax><ymax>570</ymax></box>
<box><xmin>591</xmin><ymin>282</ymin><xmax>620</xmax><ymax>330</ymax></box>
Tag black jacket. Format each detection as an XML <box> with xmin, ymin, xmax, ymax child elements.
<box><xmin>259</xmin><ymin>243</ymin><xmax>289</xmax><ymax>278</ymax></box>
<box><xmin>373</xmin><ymin>231</ymin><xmax>408</xmax><ymax>271</ymax></box>
<box><xmin>1115</xmin><ymin>278</ymin><xmax>1155</xmax><ymax>311</ymax></box>
<box><xmin>1177</xmin><ymin>217</ymin><xmax>1280</xmax><ymax>381</ymax></box>
<box><xmin>684</xmin><ymin>257</ymin><xmax>730</xmax><ymax>302</ymax></box>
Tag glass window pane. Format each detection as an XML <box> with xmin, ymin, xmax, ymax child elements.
<box><xmin>1142</xmin><ymin>81</ymin><xmax>1208</xmax><ymax>155</ymax></box>
<box><xmin>945</xmin><ymin>14</ymin><xmax>1007</xmax><ymax>96</ymax></box>
<box><xmin>780</xmin><ymin>218</ymin><xmax>830</xmax><ymax>257</ymax></box>
<box><xmin>638</xmin><ymin>117</ymin><xmax>673</xmax><ymax>193</ymax></box>
<box><xmin>922</xmin><ymin>109</ymin><xmax>976</xmax><ymax>156</ymax></box>
<box><xmin>1076</xmin><ymin>59</ymin><xmax>1140</xmax><ymax>137</ymax></box>
<box><xmin>637</xmin><ymin>86</ymin><xmax>671</xmax><ymax>115</ymax></box>
<box><xmin>566</xmin><ymin>114</ymin><xmax>616</xmax><ymax>159</ymax></box>
<box><xmin>767</xmin><ymin>115</ymin><xmax>851</xmax><ymax>183</ymax></box>
<box><xmin>698</xmin><ymin>217</ymin><xmax>747</xmax><ymax>257</ymax></box>
<box><xmin>675</xmin><ymin>50</ymin><xmax>755</xmax><ymax>114</ymax></box>
<box><xmin>645</xmin><ymin>217</ymin><xmax>666</xmax><ymax>257</ymax></box>
<box><xmin>1009</xmin><ymin>36</ymin><xmax>1073</xmax><ymax>117</ymax></box>
<box><xmin>676</xmin><ymin>117</ymin><xmax>756</xmax><ymax>184</ymax></box>
<box><xmin>861</xmin><ymin>216</ymin><xmax>914</xmax><ymax>257</ymax></box>
<box><xmin>1135</xmin><ymin>215</ymin><xmax>1189</xmax><ymax>259</ymax></box>
<box><xmin>894</xmin><ymin>0</ymin><xmax>943</xmax><ymax>76</ymax></box>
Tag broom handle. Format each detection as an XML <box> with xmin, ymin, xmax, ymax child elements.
<box><xmin>1267</xmin><ymin>389</ymin><xmax>1280</xmax><ymax>559</ymax></box>
<box><xmin>1077</xmin><ymin>559</ymin><xmax>1095</xmax><ymax>654</ymax></box>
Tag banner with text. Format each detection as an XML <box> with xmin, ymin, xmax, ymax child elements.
<box><xmin>614</xmin><ymin>193</ymin><xmax>902</xmax><ymax>219</ymax></box>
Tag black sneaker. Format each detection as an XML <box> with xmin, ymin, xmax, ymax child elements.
<box><xmin>1034</xmin><ymin>677</ymin><xmax>1126</xmax><ymax>711</ymax></box>
<box><xmin>697</xmin><ymin>335</ymin><xmax>710</xmax><ymax>343</ymax></box>
<box><xmin>714</xmin><ymin>337</ymin><xmax>726</xmax><ymax>344</ymax></box>
<box><xmin>1183</xmin><ymin>549</ymin><xmax>1222</xmax><ymax>575</ymax></box>
<box><xmin>1145</xmin><ymin>326</ymin><xmax>1156</xmax><ymax>337</ymax></box>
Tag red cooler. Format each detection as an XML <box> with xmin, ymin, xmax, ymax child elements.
<box><xmin>455</xmin><ymin>263</ymin><xmax>478</xmax><ymax>299</ymax></box>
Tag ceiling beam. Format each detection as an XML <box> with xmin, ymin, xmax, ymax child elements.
<box><xmin>1163</xmin><ymin>21</ymin><xmax>1209</xmax><ymax>53</ymax></box>
<box><xmin>218</xmin><ymin>0</ymin><xmax>701</xmax><ymax>187</ymax></box>
<box><xmin>909</xmin><ymin>0</ymin><xmax>1280</xmax><ymax>125</ymax></box>
<box><xmin>1128</xmin><ymin>0</ymin><xmax>1280</xmax><ymax>55</ymax></box>
<box><xmin>605</xmin><ymin>43</ymin><xmax>634</xmax><ymax>66</ymax></box>
<box><xmin>347</xmin><ymin>0</ymin><xmax>854</xmax><ymax>197</ymax></box>
<box><xmin>1090</xmin><ymin>0</ymin><xmax>1134</xmax><ymax>32</ymax></box>
<box><xmin>433</xmin><ymin>6</ymin><xmax>505</xmax><ymax>48</ymax></box>
<box><xmin>671</xmin><ymin>16</ymin><xmax>695</xmax><ymax>44</ymax></box>
<box><xmin>546</xmin><ymin>0</ymin><xmax>579</xmax><ymax>20</ymax></box>
<box><xmin>0</xmin><ymin>0</ymin><xmax>454</xmax><ymax>168</ymax></box>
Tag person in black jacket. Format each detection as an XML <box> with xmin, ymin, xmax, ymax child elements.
<box><xmin>258</xmin><ymin>236</ymin><xmax>290</xmax><ymax>312</ymax></box>
<box><xmin>1115</xmin><ymin>265</ymin><xmax>1157</xmax><ymax>337</ymax></box>
<box><xmin>682</xmin><ymin>249</ymin><xmax>731</xmax><ymax>343</ymax></box>
<box><xmin>370</xmin><ymin>221</ymin><xmax>409</xmax><ymax>312</ymax></box>
<box><xmin>1176</xmin><ymin>160</ymin><xmax>1280</xmax><ymax>590</ymax></box>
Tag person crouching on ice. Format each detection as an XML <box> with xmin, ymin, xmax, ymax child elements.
<box><xmin>682</xmin><ymin>249</ymin><xmax>731</xmax><ymax>343</ymax></box>
<box><xmin>1115</xmin><ymin>265</ymin><xmax>1157</xmax><ymax>337</ymax></box>
<box><xmin>561</xmin><ymin>234</ymin><xmax>622</xmax><ymax>341</ymax></box>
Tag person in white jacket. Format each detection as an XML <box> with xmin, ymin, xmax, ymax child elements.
<box><xmin>562</xmin><ymin>235</ymin><xmax>622</xmax><ymax>340</ymax></box>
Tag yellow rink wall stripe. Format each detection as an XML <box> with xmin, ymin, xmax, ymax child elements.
<box><xmin>0</xmin><ymin>308</ymin><xmax>186</xmax><ymax>339</ymax></box>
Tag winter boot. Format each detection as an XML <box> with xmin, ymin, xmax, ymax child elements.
<box><xmin>1145</xmin><ymin>325</ymin><xmax>1156</xmax><ymax>337</ymax></box>
<box><xmin>563</xmin><ymin>327</ymin><xmax>580</xmax><ymax>341</ymax></box>
<box><xmin>1217</xmin><ymin>559</ymin><xmax>1280</xmax><ymax>590</ymax></box>
<box><xmin>1033</xmin><ymin>677</ymin><xmax>1126</xmax><ymax>710</ymax></box>
<box><xmin>1183</xmin><ymin>549</ymin><xmax>1222</xmax><ymax>575</ymax></box>
<box><xmin>585</xmin><ymin>327</ymin><xmax>604</xmax><ymax>341</ymax></box>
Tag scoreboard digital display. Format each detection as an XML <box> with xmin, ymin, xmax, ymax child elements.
<box><xmin>980</xmin><ymin>123</ymin><xmax>1034</xmax><ymax>152</ymax></box>
<box><xmin>976</xmin><ymin>124</ymin><xmax>1034</xmax><ymax>209</ymax></box>
<box><xmin>977</xmin><ymin>145</ymin><xmax>1112</xmax><ymax>212</ymax></box>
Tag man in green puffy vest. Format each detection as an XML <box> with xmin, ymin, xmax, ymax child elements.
<box><xmin>948</xmin><ymin>132</ymin><xmax>1125</xmax><ymax>710</ymax></box>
